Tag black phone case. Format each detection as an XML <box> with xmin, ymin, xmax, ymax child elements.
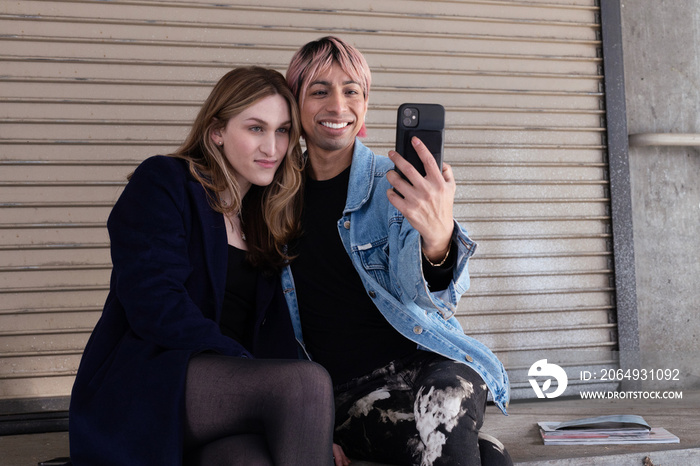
<box><xmin>395</xmin><ymin>103</ymin><xmax>445</xmax><ymax>177</ymax></box>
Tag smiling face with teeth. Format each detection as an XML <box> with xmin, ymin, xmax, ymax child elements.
<box><xmin>300</xmin><ymin>63</ymin><xmax>368</xmax><ymax>179</ymax></box>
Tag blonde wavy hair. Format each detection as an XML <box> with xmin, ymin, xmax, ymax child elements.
<box><xmin>170</xmin><ymin>66</ymin><xmax>304</xmax><ymax>271</ymax></box>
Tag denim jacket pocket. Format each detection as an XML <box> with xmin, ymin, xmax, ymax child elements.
<box><xmin>356</xmin><ymin>239</ymin><xmax>390</xmax><ymax>290</ymax></box>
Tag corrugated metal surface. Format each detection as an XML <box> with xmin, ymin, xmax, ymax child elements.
<box><xmin>0</xmin><ymin>0</ymin><xmax>615</xmax><ymax>406</ymax></box>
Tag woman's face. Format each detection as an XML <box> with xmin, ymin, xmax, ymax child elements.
<box><xmin>212</xmin><ymin>94</ymin><xmax>292</xmax><ymax>195</ymax></box>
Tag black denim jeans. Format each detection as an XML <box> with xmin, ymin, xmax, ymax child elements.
<box><xmin>333</xmin><ymin>351</ymin><xmax>512</xmax><ymax>466</ymax></box>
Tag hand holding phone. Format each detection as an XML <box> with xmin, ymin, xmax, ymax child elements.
<box><xmin>388</xmin><ymin>103</ymin><xmax>455</xmax><ymax>262</ymax></box>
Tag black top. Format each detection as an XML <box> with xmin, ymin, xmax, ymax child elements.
<box><xmin>291</xmin><ymin>166</ymin><xmax>456</xmax><ymax>385</ymax></box>
<box><xmin>220</xmin><ymin>245</ymin><xmax>258</xmax><ymax>352</ymax></box>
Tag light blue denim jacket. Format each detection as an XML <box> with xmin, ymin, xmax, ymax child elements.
<box><xmin>281</xmin><ymin>140</ymin><xmax>510</xmax><ymax>414</ymax></box>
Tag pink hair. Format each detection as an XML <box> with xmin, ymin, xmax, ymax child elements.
<box><xmin>286</xmin><ymin>36</ymin><xmax>371</xmax><ymax>138</ymax></box>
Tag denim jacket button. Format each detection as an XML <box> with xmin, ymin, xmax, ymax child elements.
<box><xmin>413</xmin><ymin>326</ymin><xmax>423</xmax><ymax>334</ymax></box>
<box><xmin>465</xmin><ymin>354</ymin><xmax>474</xmax><ymax>363</ymax></box>
<box><xmin>343</xmin><ymin>220</ymin><xmax>351</xmax><ymax>229</ymax></box>
<box><xmin>368</xmin><ymin>290</ymin><xmax>376</xmax><ymax>298</ymax></box>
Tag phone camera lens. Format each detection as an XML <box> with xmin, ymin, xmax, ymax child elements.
<box><xmin>402</xmin><ymin>107</ymin><xmax>418</xmax><ymax>127</ymax></box>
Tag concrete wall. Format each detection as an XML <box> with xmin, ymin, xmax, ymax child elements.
<box><xmin>620</xmin><ymin>0</ymin><xmax>700</xmax><ymax>389</ymax></box>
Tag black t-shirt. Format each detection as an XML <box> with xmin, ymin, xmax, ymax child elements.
<box><xmin>291</xmin><ymin>166</ymin><xmax>455</xmax><ymax>385</ymax></box>
<box><xmin>219</xmin><ymin>245</ymin><xmax>257</xmax><ymax>352</ymax></box>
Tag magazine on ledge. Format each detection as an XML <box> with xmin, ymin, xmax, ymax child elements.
<box><xmin>538</xmin><ymin>415</ymin><xmax>679</xmax><ymax>445</ymax></box>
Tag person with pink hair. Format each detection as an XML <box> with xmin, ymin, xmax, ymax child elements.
<box><xmin>282</xmin><ymin>37</ymin><xmax>512</xmax><ymax>466</ymax></box>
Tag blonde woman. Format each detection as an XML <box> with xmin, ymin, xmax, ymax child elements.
<box><xmin>69</xmin><ymin>67</ymin><xmax>334</xmax><ymax>466</ymax></box>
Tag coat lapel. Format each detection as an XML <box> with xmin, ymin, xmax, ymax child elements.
<box><xmin>188</xmin><ymin>180</ymin><xmax>227</xmax><ymax>319</ymax></box>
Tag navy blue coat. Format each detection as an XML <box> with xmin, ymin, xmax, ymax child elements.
<box><xmin>69</xmin><ymin>156</ymin><xmax>298</xmax><ymax>465</ymax></box>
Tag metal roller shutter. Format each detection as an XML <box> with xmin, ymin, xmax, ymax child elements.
<box><xmin>0</xmin><ymin>0</ymin><xmax>615</xmax><ymax>414</ymax></box>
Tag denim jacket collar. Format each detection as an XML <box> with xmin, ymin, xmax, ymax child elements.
<box><xmin>344</xmin><ymin>139</ymin><xmax>376</xmax><ymax>213</ymax></box>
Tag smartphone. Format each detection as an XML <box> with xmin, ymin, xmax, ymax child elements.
<box><xmin>394</xmin><ymin>103</ymin><xmax>445</xmax><ymax>178</ymax></box>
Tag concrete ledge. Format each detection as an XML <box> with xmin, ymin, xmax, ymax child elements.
<box><xmin>2</xmin><ymin>391</ymin><xmax>697</xmax><ymax>465</ymax></box>
<box><xmin>0</xmin><ymin>431</ymin><xmax>69</xmax><ymax>466</ymax></box>
<box><xmin>514</xmin><ymin>449</ymin><xmax>700</xmax><ymax>466</ymax></box>
<box><xmin>482</xmin><ymin>390</ymin><xmax>700</xmax><ymax>465</ymax></box>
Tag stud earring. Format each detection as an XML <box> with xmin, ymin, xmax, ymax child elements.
<box><xmin>218</xmin><ymin>141</ymin><xmax>223</xmax><ymax>146</ymax></box>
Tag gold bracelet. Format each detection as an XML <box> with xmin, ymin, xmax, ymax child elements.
<box><xmin>423</xmin><ymin>244</ymin><xmax>451</xmax><ymax>267</ymax></box>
